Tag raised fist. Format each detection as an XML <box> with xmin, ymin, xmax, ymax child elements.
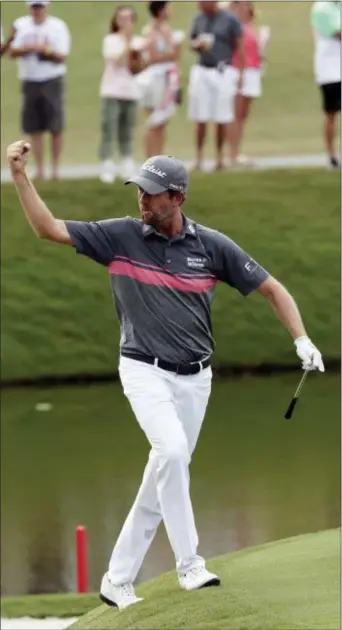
<box><xmin>7</xmin><ymin>140</ymin><xmax>30</xmax><ymax>174</ymax></box>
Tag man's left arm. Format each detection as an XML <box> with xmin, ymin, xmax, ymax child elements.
<box><xmin>36</xmin><ymin>21</ymin><xmax>71</xmax><ymax>64</ymax></box>
<box><xmin>257</xmin><ymin>276</ymin><xmax>324</xmax><ymax>371</ymax></box>
<box><xmin>211</xmin><ymin>231</ymin><xmax>324</xmax><ymax>372</ymax></box>
<box><xmin>257</xmin><ymin>276</ymin><xmax>307</xmax><ymax>340</ymax></box>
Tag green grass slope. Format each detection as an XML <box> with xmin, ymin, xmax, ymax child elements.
<box><xmin>71</xmin><ymin>529</ymin><xmax>340</xmax><ymax>630</ymax></box>
<box><xmin>1</xmin><ymin>169</ymin><xmax>339</xmax><ymax>381</ymax></box>
<box><xmin>1</xmin><ymin>593</ymin><xmax>98</xmax><ymax>619</ymax></box>
<box><xmin>0</xmin><ymin>1</ymin><xmax>332</xmax><ymax>163</ymax></box>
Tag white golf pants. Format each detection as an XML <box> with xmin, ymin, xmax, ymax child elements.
<box><xmin>108</xmin><ymin>356</ymin><xmax>212</xmax><ymax>584</ymax></box>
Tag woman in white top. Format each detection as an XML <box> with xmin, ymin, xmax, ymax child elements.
<box><xmin>139</xmin><ymin>1</ymin><xmax>183</xmax><ymax>158</ymax></box>
<box><xmin>99</xmin><ymin>5</ymin><xmax>144</xmax><ymax>184</ymax></box>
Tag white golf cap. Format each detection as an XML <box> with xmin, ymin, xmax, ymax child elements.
<box><xmin>26</xmin><ymin>0</ymin><xmax>50</xmax><ymax>6</ymax></box>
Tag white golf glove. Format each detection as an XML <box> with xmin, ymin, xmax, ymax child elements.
<box><xmin>294</xmin><ymin>336</ymin><xmax>325</xmax><ymax>372</ymax></box>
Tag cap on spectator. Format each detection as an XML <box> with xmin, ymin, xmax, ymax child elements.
<box><xmin>26</xmin><ymin>0</ymin><xmax>50</xmax><ymax>6</ymax></box>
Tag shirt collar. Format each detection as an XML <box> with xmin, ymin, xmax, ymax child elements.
<box><xmin>142</xmin><ymin>215</ymin><xmax>197</xmax><ymax>239</ymax></box>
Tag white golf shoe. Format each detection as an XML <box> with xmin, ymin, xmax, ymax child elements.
<box><xmin>178</xmin><ymin>566</ymin><xmax>221</xmax><ymax>591</ymax></box>
<box><xmin>99</xmin><ymin>573</ymin><xmax>144</xmax><ymax>610</ymax></box>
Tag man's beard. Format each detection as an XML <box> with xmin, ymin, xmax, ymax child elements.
<box><xmin>144</xmin><ymin>208</ymin><xmax>173</xmax><ymax>227</ymax></box>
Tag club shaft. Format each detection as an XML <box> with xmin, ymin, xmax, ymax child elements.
<box><xmin>293</xmin><ymin>369</ymin><xmax>309</xmax><ymax>398</ymax></box>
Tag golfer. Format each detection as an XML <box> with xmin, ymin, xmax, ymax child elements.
<box><xmin>7</xmin><ymin>140</ymin><xmax>324</xmax><ymax>611</ymax></box>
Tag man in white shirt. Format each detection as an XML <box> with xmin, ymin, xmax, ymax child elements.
<box><xmin>1</xmin><ymin>20</ymin><xmax>19</xmax><ymax>56</ymax></box>
<box><xmin>9</xmin><ymin>1</ymin><xmax>71</xmax><ymax>179</ymax></box>
<box><xmin>311</xmin><ymin>1</ymin><xmax>341</xmax><ymax>169</ymax></box>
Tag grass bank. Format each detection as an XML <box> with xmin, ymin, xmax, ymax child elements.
<box><xmin>1</xmin><ymin>169</ymin><xmax>339</xmax><ymax>382</ymax></box>
<box><xmin>71</xmin><ymin>529</ymin><xmax>340</xmax><ymax>630</ymax></box>
<box><xmin>3</xmin><ymin>530</ymin><xmax>338</xmax><ymax>627</ymax></box>
<box><xmin>0</xmin><ymin>593</ymin><xmax>97</xmax><ymax>619</ymax></box>
<box><xmin>0</xmin><ymin>2</ymin><xmax>331</xmax><ymax>163</ymax></box>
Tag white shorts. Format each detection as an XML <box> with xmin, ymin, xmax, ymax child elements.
<box><xmin>188</xmin><ymin>64</ymin><xmax>238</xmax><ymax>124</ymax></box>
<box><xmin>136</xmin><ymin>64</ymin><xmax>178</xmax><ymax>128</ymax></box>
<box><xmin>240</xmin><ymin>68</ymin><xmax>262</xmax><ymax>99</ymax></box>
<box><xmin>137</xmin><ymin>70</ymin><xmax>166</xmax><ymax>110</ymax></box>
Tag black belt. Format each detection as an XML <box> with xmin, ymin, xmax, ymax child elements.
<box><xmin>121</xmin><ymin>352</ymin><xmax>211</xmax><ymax>376</ymax></box>
<box><xmin>199</xmin><ymin>62</ymin><xmax>218</xmax><ymax>69</ymax></box>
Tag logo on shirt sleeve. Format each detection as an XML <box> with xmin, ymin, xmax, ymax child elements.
<box><xmin>245</xmin><ymin>259</ymin><xmax>259</xmax><ymax>274</ymax></box>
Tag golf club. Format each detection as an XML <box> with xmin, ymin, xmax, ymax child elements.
<box><xmin>284</xmin><ymin>368</ymin><xmax>310</xmax><ymax>419</ymax></box>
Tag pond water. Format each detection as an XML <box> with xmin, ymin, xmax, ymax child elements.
<box><xmin>1</xmin><ymin>374</ymin><xmax>340</xmax><ymax>596</ymax></box>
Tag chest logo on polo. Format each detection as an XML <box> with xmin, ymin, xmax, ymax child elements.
<box><xmin>187</xmin><ymin>257</ymin><xmax>206</xmax><ymax>269</ymax></box>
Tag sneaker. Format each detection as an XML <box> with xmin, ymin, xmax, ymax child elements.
<box><xmin>119</xmin><ymin>157</ymin><xmax>136</xmax><ymax>180</ymax></box>
<box><xmin>329</xmin><ymin>156</ymin><xmax>340</xmax><ymax>170</ymax></box>
<box><xmin>99</xmin><ymin>160</ymin><xmax>116</xmax><ymax>184</ymax></box>
<box><xmin>231</xmin><ymin>155</ymin><xmax>254</xmax><ymax>169</ymax></box>
<box><xmin>190</xmin><ymin>161</ymin><xmax>204</xmax><ymax>173</ymax></box>
<box><xmin>99</xmin><ymin>573</ymin><xmax>144</xmax><ymax>610</ymax></box>
<box><xmin>178</xmin><ymin>566</ymin><xmax>220</xmax><ymax>591</ymax></box>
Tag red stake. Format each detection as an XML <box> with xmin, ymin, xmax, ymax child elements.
<box><xmin>76</xmin><ymin>526</ymin><xmax>88</xmax><ymax>593</ymax></box>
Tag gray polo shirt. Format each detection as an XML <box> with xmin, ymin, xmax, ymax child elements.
<box><xmin>189</xmin><ymin>9</ymin><xmax>242</xmax><ymax>67</ymax></box>
<box><xmin>65</xmin><ymin>216</ymin><xmax>269</xmax><ymax>364</ymax></box>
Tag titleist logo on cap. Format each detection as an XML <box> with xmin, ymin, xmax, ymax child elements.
<box><xmin>142</xmin><ymin>163</ymin><xmax>167</xmax><ymax>178</ymax></box>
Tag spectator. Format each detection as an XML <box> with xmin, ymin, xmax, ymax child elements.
<box><xmin>188</xmin><ymin>1</ymin><xmax>245</xmax><ymax>171</ymax></box>
<box><xmin>9</xmin><ymin>1</ymin><xmax>71</xmax><ymax>180</ymax></box>
<box><xmin>99</xmin><ymin>5</ymin><xmax>144</xmax><ymax>184</ymax></box>
<box><xmin>138</xmin><ymin>1</ymin><xmax>184</xmax><ymax>158</ymax></box>
<box><xmin>311</xmin><ymin>1</ymin><xmax>341</xmax><ymax>169</ymax></box>
<box><xmin>1</xmin><ymin>16</ymin><xmax>27</xmax><ymax>57</ymax></box>
<box><xmin>1</xmin><ymin>22</ymin><xmax>14</xmax><ymax>56</ymax></box>
<box><xmin>229</xmin><ymin>1</ymin><xmax>269</xmax><ymax>167</ymax></box>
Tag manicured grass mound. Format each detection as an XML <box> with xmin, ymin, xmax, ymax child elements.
<box><xmin>2</xmin><ymin>530</ymin><xmax>338</xmax><ymax>628</ymax></box>
<box><xmin>70</xmin><ymin>529</ymin><xmax>340</xmax><ymax>630</ymax></box>
<box><xmin>1</xmin><ymin>169</ymin><xmax>339</xmax><ymax>381</ymax></box>
<box><xmin>1</xmin><ymin>593</ymin><xmax>98</xmax><ymax>619</ymax></box>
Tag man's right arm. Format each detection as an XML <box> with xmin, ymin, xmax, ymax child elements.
<box><xmin>8</xmin><ymin>24</ymin><xmax>35</xmax><ymax>58</ymax></box>
<box><xmin>13</xmin><ymin>171</ymin><xmax>72</xmax><ymax>243</ymax></box>
<box><xmin>7</xmin><ymin>140</ymin><xmax>72</xmax><ymax>243</ymax></box>
<box><xmin>8</xmin><ymin>45</ymin><xmax>34</xmax><ymax>58</ymax></box>
<box><xmin>1</xmin><ymin>24</ymin><xmax>17</xmax><ymax>56</ymax></box>
<box><xmin>189</xmin><ymin>15</ymin><xmax>202</xmax><ymax>52</ymax></box>
<box><xmin>7</xmin><ymin>140</ymin><xmax>125</xmax><ymax>268</ymax></box>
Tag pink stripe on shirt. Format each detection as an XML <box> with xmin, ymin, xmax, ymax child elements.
<box><xmin>108</xmin><ymin>260</ymin><xmax>217</xmax><ymax>293</ymax></box>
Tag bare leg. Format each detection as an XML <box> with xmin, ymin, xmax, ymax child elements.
<box><xmin>146</xmin><ymin>123</ymin><xmax>167</xmax><ymax>157</ymax></box>
<box><xmin>194</xmin><ymin>122</ymin><xmax>207</xmax><ymax>170</ymax></box>
<box><xmin>231</xmin><ymin>93</ymin><xmax>245</xmax><ymax>162</ymax></box>
<box><xmin>30</xmin><ymin>133</ymin><xmax>45</xmax><ymax>180</ymax></box>
<box><xmin>215</xmin><ymin>123</ymin><xmax>228</xmax><ymax>170</ymax></box>
<box><xmin>229</xmin><ymin>94</ymin><xmax>253</xmax><ymax>164</ymax></box>
<box><xmin>50</xmin><ymin>133</ymin><xmax>63</xmax><ymax>180</ymax></box>
<box><xmin>155</xmin><ymin>123</ymin><xmax>167</xmax><ymax>154</ymax></box>
<box><xmin>144</xmin><ymin>110</ymin><xmax>157</xmax><ymax>158</ymax></box>
<box><xmin>324</xmin><ymin>112</ymin><xmax>339</xmax><ymax>159</ymax></box>
<box><xmin>239</xmin><ymin>96</ymin><xmax>253</xmax><ymax>157</ymax></box>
